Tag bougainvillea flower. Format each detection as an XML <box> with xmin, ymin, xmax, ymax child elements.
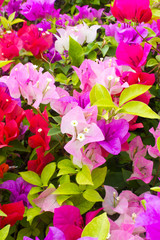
<box><xmin>53</xmin><ymin>205</ymin><xmax>102</xmax><ymax>240</ymax></box>
<box><xmin>136</xmin><ymin>194</ymin><xmax>160</xmax><ymax>239</ymax></box>
<box><xmin>0</xmin><ymin>163</ymin><xmax>9</xmax><ymax>178</ymax></box>
<box><xmin>0</xmin><ymin>120</ymin><xmax>19</xmax><ymax>148</ymax></box>
<box><xmin>73</xmin><ymin>143</ymin><xmax>106</xmax><ymax>170</ymax></box>
<box><xmin>61</xmin><ymin>106</ymin><xmax>104</xmax><ymax>159</ymax></box>
<box><xmin>23</xmin><ymin>227</ymin><xmax>66</xmax><ymax>240</ymax></box>
<box><xmin>111</xmin><ymin>0</ymin><xmax>152</xmax><ymax>23</ymax></box>
<box><xmin>73</xmin><ymin>5</ymin><xmax>104</xmax><ymax>23</ymax></box>
<box><xmin>28</xmin><ymin>148</ymin><xmax>54</xmax><ymax>175</ymax></box>
<box><xmin>33</xmin><ymin>188</ymin><xmax>59</xmax><ymax>213</ymax></box>
<box><xmin>109</xmin><ymin>230</ymin><xmax>143</xmax><ymax>240</ymax></box>
<box><xmin>0</xmin><ymin>201</ymin><xmax>25</xmax><ymax>228</ymax></box>
<box><xmin>116</xmin><ymin>42</ymin><xmax>151</xmax><ymax>70</ymax></box>
<box><xmin>98</xmin><ymin>119</ymin><xmax>130</xmax><ymax>155</ymax></box>
<box><xmin>20</xmin><ymin>0</ymin><xmax>60</xmax><ymax>21</ymax></box>
<box><xmin>0</xmin><ymin>32</ymin><xmax>23</xmax><ymax>70</ymax></box>
<box><xmin>128</xmin><ymin>136</ymin><xmax>147</xmax><ymax>161</ymax></box>
<box><xmin>127</xmin><ymin>157</ymin><xmax>153</xmax><ymax>184</ymax></box>
<box><xmin>148</xmin><ymin>122</ymin><xmax>160</xmax><ymax>158</ymax></box>
<box><xmin>0</xmin><ymin>63</ymin><xmax>58</xmax><ymax>108</ymax></box>
<box><xmin>5</xmin><ymin>0</ymin><xmax>22</xmax><ymax>17</ymax></box>
<box><xmin>121</xmin><ymin>71</ymin><xmax>155</xmax><ymax>86</ymax></box>
<box><xmin>18</xmin><ymin>22</ymin><xmax>53</xmax><ymax>56</ymax></box>
<box><xmin>0</xmin><ymin>177</ymin><xmax>32</xmax><ymax>208</ymax></box>
<box><xmin>54</xmin><ymin>23</ymin><xmax>100</xmax><ymax>54</ymax></box>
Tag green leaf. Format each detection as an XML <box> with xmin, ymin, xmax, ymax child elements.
<box><xmin>8</xmin><ymin>12</ymin><xmax>15</xmax><ymax>22</ymax></box>
<box><xmin>0</xmin><ymin>210</ymin><xmax>7</xmax><ymax>217</ymax></box>
<box><xmin>29</xmin><ymin>187</ymin><xmax>42</xmax><ymax>195</ymax></box>
<box><xmin>68</xmin><ymin>36</ymin><xmax>84</xmax><ymax>66</ymax></box>
<box><xmin>26</xmin><ymin>207</ymin><xmax>41</xmax><ymax>224</ymax></box>
<box><xmin>156</xmin><ymin>55</ymin><xmax>160</xmax><ymax>62</ymax></box>
<box><xmin>48</xmin><ymin>125</ymin><xmax>61</xmax><ymax>136</ymax></box>
<box><xmin>157</xmin><ymin>137</ymin><xmax>160</xmax><ymax>153</ymax></box>
<box><xmin>90</xmin><ymin>83</ymin><xmax>113</xmax><ymax>106</ymax></box>
<box><xmin>8</xmin><ymin>140</ymin><xmax>30</xmax><ymax>152</ymax></box>
<box><xmin>83</xmin><ymin>189</ymin><xmax>103</xmax><ymax>202</ymax></box>
<box><xmin>146</xmin><ymin>58</ymin><xmax>158</xmax><ymax>67</ymax></box>
<box><xmin>11</xmin><ymin>18</ymin><xmax>24</xmax><ymax>25</ymax></box>
<box><xmin>20</xmin><ymin>171</ymin><xmax>42</xmax><ymax>186</ymax></box>
<box><xmin>56</xmin><ymin>195</ymin><xmax>71</xmax><ymax>205</ymax></box>
<box><xmin>101</xmin><ymin>45</ymin><xmax>109</xmax><ymax>57</ymax></box>
<box><xmin>53</xmin><ymin>183</ymin><xmax>81</xmax><ymax>195</ymax></box>
<box><xmin>150</xmin><ymin>186</ymin><xmax>160</xmax><ymax>192</ymax></box>
<box><xmin>55</xmin><ymin>73</ymin><xmax>68</xmax><ymax>84</ymax></box>
<box><xmin>91</xmin><ymin>167</ymin><xmax>107</xmax><ymax>189</ymax></box>
<box><xmin>81</xmin><ymin>213</ymin><xmax>110</xmax><ymax>239</ymax></box>
<box><xmin>0</xmin><ymin>225</ymin><xmax>10</xmax><ymax>240</ymax></box>
<box><xmin>41</xmin><ymin>162</ymin><xmax>56</xmax><ymax>186</ymax></box>
<box><xmin>71</xmin><ymin>194</ymin><xmax>94</xmax><ymax>215</ymax></box>
<box><xmin>16</xmin><ymin>228</ymin><xmax>32</xmax><ymax>240</ymax></box>
<box><xmin>0</xmin><ymin>60</ymin><xmax>13</xmax><ymax>68</ymax></box>
<box><xmin>119</xmin><ymin>84</ymin><xmax>151</xmax><ymax>107</ymax></box>
<box><xmin>76</xmin><ymin>165</ymin><xmax>93</xmax><ymax>185</ymax></box>
<box><xmin>152</xmin><ymin>8</ymin><xmax>160</xmax><ymax>18</ymax></box>
<box><xmin>0</xmin><ymin>17</ymin><xmax>10</xmax><ymax>29</ymax></box>
<box><xmin>57</xmin><ymin>159</ymin><xmax>76</xmax><ymax>176</ymax></box>
<box><xmin>144</xmin><ymin>27</ymin><xmax>156</xmax><ymax>38</ymax></box>
<box><xmin>121</xmin><ymin>101</ymin><xmax>160</xmax><ymax>119</ymax></box>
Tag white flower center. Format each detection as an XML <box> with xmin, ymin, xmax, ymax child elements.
<box><xmin>38</xmin><ymin>128</ymin><xmax>43</xmax><ymax>133</ymax></box>
<box><xmin>71</xmin><ymin>120</ymin><xmax>78</xmax><ymax>127</ymax></box>
<box><xmin>77</xmin><ymin>133</ymin><xmax>85</xmax><ymax>141</ymax></box>
<box><xmin>107</xmin><ymin>75</ymin><xmax>114</xmax><ymax>80</ymax></box>
<box><xmin>84</xmin><ymin>127</ymin><xmax>89</xmax><ymax>133</ymax></box>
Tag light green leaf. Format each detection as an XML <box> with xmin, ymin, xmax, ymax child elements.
<box><xmin>20</xmin><ymin>171</ymin><xmax>42</xmax><ymax>186</ymax></box>
<box><xmin>0</xmin><ymin>17</ymin><xmax>9</xmax><ymax>29</ymax></box>
<box><xmin>93</xmin><ymin>98</ymin><xmax>118</xmax><ymax>109</ymax></box>
<box><xmin>90</xmin><ymin>83</ymin><xmax>113</xmax><ymax>106</ymax></box>
<box><xmin>68</xmin><ymin>36</ymin><xmax>84</xmax><ymax>66</ymax></box>
<box><xmin>91</xmin><ymin>167</ymin><xmax>107</xmax><ymax>189</ymax></box>
<box><xmin>146</xmin><ymin>58</ymin><xmax>158</xmax><ymax>67</ymax></box>
<box><xmin>0</xmin><ymin>225</ymin><xmax>10</xmax><ymax>240</ymax></box>
<box><xmin>121</xmin><ymin>101</ymin><xmax>160</xmax><ymax>119</ymax></box>
<box><xmin>152</xmin><ymin>9</ymin><xmax>160</xmax><ymax>18</ymax></box>
<box><xmin>55</xmin><ymin>73</ymin><xmax>68</xmax><ymax>84</ymax></box>
<box><xmin>119</xmin><ymin>84</ymin><xmax>151</xmax><ymax>107</ymax></box>
<box><xmin>8</xmin><ymin>12</ymin><xmax>15</xmax><ymax>22</ymax></box>
<box><xmin>144</xmin><ymin>27</ymin><xmax>156</xmax><ymax>38</ymax></box>
<box><xmin>156</xmin><ymin>55</ymin><xmax>160</xmax><ymax>62</ymax></box>
<box><xmin>150</xmin><ymin>186</ymin><xmax>160</xmax><ymax>192</ymax></box>
<box><xmin>81</xmin><ymin>213</ymin><xmax>110</xmax><ymax>239</ymax></box>
<box><xmin>11</xmin><ymin>18</ymin><xmax>24</xmax><ymax>25</ymax></box>
<box><xmin>26</xmin><ymin>207</ymin><xmax>41</xmax><ymax>224</ymax></box>
<box><xmin>41</xmin><ymin>162</ymin><xmax>56</xmax><ymax>186</ymax></box>
<box><xmin>56</xmin><ymin>195</ymin><xmax>71</xmax><ymax>205</ymax></box>
<box><xmin>157</xmin><ymin>137</ymin><xmax>160</xmax><ymax>153</ymax></box>
<box><xmin>0</xmin><ymin>60</ymin><xmax>13</xmax><ymax>68</ymax></box>
<box><xmin>0</xmin><ymin>210</ymin><xmax>7</xmax><ymax>217</ymax></box>
<box><xmin>29</xmin><ymin>187</ymin><xmax>42</xmax><ymax>195</ymax></box>
<box><xmin>53</xmin><ymin>183</ymin><xmax>81</xmax><ymax>195</ymax></box>
<box><xmin>83</xmin><ymin>189</ymin><xmax>103</xmax><ymax>202</ymax></box>
<box><xmin>76</xmin><ymin>165</ymin><xmax>93</xmax><ymax>185</ymax></box>
<box><xmin>57</xmin><ymin>159</ymin><xmax>76</xmax><ymax>176</ymax></box>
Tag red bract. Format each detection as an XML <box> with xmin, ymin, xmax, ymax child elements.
<box><xmin>116</xmin><ymin>42</ymin><xmax>151</xmax><ymax>70</ymax></box>
<box><xmin>6</xmin><ymin>104</ymin><xmax>25</xmax><ymax>127</ymax></box>
<box><xmin>28</xmin><ymin>148</ymin><xmax>54</xmax><ymax>175</ymax></box>
<box><xmin>0</xmin><ymin>32</ymin><xmax>23</xmax><ymax>70</ymax></box>
<box><xmin>0</xmin><ymin>163</ymin><xmax>9</xmax><ymax>178</ymax></box>
<box><xmin>111</xmin><ymin>0</ymin><xmax>152</xmax><ymax>23</ymax></box>
<box><xmin>0</xmin><ymin>91</ymin><xmax>17</xmax><ymax>122</ymax></box>
<box><xmin>18</xmin><ymin>22</ymin><xmax>53</xmax><ymax>56</ymax></box>
<box><xmin>122</xmin><ymin>71</ymin><xmax>155</xmax><ymax>85</ymax></box>
<box><xmin>0</xmin><ymin>0</ymin><xmax>4</xmax><ymax>7</ymax></box>
<box><xmin>0</xmin><ymin>201</ymin><xmax>25</xmax><ymax>228</ymax></box>
<box><xmin>0</xmin><ymin>120</ymin><xmax>19</xmax><ymax>148</ymax></box>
